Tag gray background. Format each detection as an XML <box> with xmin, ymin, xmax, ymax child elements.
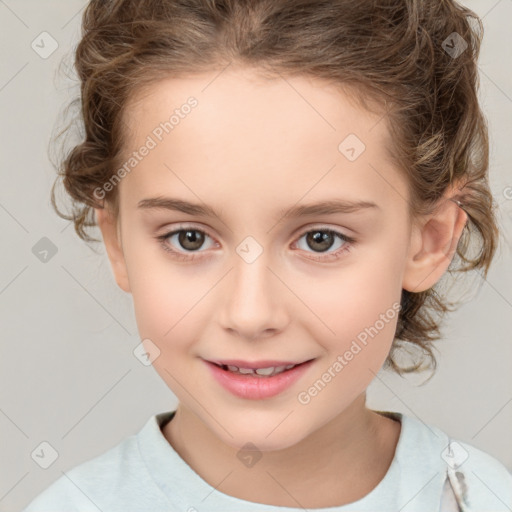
<box><xmin>1</xmin><ymin>1</ymin><xmax>511</xmax><ymax>511</ymax></box>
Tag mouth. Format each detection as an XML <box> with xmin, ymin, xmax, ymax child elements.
<box><xmin>207</xmin><ymin>359</ymin><xmax>315</xmax><ymax>378</ymax></box>
<box><xmin>203</xmin><ymin>357</ymin><xmax>317</xmax><ymax>400</ymax></box>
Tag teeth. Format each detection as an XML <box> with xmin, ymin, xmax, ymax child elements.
<box><xmin>255</xmin><ymin>366</ymin><xmax>280</xmax><ymax>376</ymax></box>
<box><xmin>221</xmin><ymin>364</ymin><xmax>297</xmax><ymax>377</ymax></box>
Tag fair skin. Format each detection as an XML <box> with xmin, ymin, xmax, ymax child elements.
<box><xmin>95</xmin><ymin>66</ymin><xmax>467</xmax><ymax>508</ymax></box>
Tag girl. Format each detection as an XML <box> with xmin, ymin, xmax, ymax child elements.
<box><xmin>23</xmin><ymin>0</ymin><xmax>512</xmax><ymax>510</ymax></box>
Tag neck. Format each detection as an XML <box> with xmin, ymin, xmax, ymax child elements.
<box><xmin>162</xmin><ymin>394</ymin><xmax>401</xmax><ymax>508</ymax></box>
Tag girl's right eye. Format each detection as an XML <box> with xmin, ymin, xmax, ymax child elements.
<box><xmin>155</xmin><ymin>225</ymin><xmax>216</xmax><ymax>261</ymax></box>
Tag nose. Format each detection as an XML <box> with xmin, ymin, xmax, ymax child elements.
<box><xmin>218</xmin><ymin>250</ymin><xmax>289</xmax><ymax>341</ymax></box>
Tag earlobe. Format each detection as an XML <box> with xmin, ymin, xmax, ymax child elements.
<box><xmin>94</xmin><ymin>207</ymin><xmax>131</xmax><ymax>294</ymax></box>
<box><xmin>402</xmin><ymin>198</ymin><xmax>468</xmax><ymax>293</ymax></box>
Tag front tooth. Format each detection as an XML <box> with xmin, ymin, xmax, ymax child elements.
<box><xmin>255</xmin><ymin>367</ymin><xmax>275</xmax><ymax>376</ymax></box>
<box><xmin>238</xmin><ymin>367</ymin><xmax>255</xmax><ymax>374</ymax></box>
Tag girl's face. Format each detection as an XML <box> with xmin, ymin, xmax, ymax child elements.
<box><xmin>100</xmin><ymin>68</ymin><xmax>416</xmax><ymax>450</ymax></box>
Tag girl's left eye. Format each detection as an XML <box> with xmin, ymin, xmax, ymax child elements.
<box><xmin>155</xmin><ymin>224</ymin><xmax>356</xmax><ymax>262</ymax></box>
<box><xmin>292</xmin><ymin>227</ymin><xmax>355</xmax><ymax>261</ymax></box>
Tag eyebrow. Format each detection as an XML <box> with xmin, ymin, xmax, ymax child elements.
<box><xmin>137</xmin><ymin>196</ymin><xmax>379</xmax><ymax>220</ymax></box>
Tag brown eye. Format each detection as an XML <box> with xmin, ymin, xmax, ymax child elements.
<box><xmin>156</xmin><ymin>225</ymin><xmax>216</xmax><ymax>259</ymax></box>
<box><xmin>305</xmin><ymin>230</ymin><xmax>336</xmax><ymax>252</ymax></box>
<box><xmin>294</xmin><ymin>226</ymin><xmax>355</xmax><ymax>262</ymax></box>
<box><xmin>176</xmin><ymin>229</ymin><xmax>206</xmax><ymax>251</ymax></box>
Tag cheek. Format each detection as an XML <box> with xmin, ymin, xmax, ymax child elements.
<box><xmin>130</xmin><ymin>268</ymin><xmax>206</xmax><ymax>391</ymax></box>
<box><xmin>123</xmin><ymin>242</ymin><xmax>207</xmax><ymax>353</ymax></box>
<box><xmin>292</xmin><ymin>247</ymin><xmax>403</xmax><ymax>366</ymax></box>
<box><xmin>292</xmin><ymin>261</ymin><xmax>402</xmax><ymax>417</ymax></box>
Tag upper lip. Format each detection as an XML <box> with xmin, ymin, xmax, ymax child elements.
<box><xmin>205</xmin><ymin>358</ymin><xmax>314</xmax><ymax>369</ymax></box>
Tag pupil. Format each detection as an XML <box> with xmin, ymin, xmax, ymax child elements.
<box><xmin>307</xmin><ymin>230</ymin><xmax>333</xmax><ymax>252</ymax></box>
<box><xmin>179</xmin><ymin>230</ymin><xmax>204</xmax><ymax>250</ymax></box>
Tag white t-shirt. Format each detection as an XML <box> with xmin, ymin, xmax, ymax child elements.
<box><xmin>22</xmin><ymin>410</ymin><xmax>512</xmax><ymax>512</ymax></box>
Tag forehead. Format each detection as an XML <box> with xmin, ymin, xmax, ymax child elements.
<box><xmin>119</xmin><ymin>68</ymin><xmax>406</xmax><ymax>214</ymax></box>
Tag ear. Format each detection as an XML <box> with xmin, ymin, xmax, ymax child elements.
<box><xmin>402</xmin><ymin>193</ymin><xmax>468</xmax><ymax>293</ymax></box>
<box><xmin>94</xmin><ymin>207</ymin><xmax>131</xmax><ymax>294</ymax></box>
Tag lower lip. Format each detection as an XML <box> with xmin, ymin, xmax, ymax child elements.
<box><xmin>204</xmin><ymin>359</ymin><xmax>315</xmax><ymax>400</ymax></box>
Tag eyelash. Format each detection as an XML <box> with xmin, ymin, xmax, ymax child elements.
<box><xmin>155</xmin><ymin>224</ymin><xmax>356</xmax><ymax>262</ymax></box>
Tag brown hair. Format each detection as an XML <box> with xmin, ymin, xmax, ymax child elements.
<box><xmin>50</xmin><ymin>0</ymin><xmax>499</xmax><ymax>377</ymax></box>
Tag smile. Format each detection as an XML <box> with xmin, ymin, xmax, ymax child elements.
<box><xmin>214</xmin><ymin>362</ymin><xmax>299</xmax><ymax>377</ymax></box>
<box><xmin>203</xmin><ymin>359</ymin><xmax>315</xmax><ymax>400</ymax></box>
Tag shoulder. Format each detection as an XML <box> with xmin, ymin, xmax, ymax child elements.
<box><xmin>394</xmin><ymin>411</ymin><xmax>512</xmax><ymax>510</ymax></box>
<box><xmin>22</xmin><ymin>428</ymin><xmax>158</xmax><ymax>512</ymax></box>
<box><xmin>448</xmin><ymin>437</ymin><xmax>512</xmax><ymax>509</ymax></box>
